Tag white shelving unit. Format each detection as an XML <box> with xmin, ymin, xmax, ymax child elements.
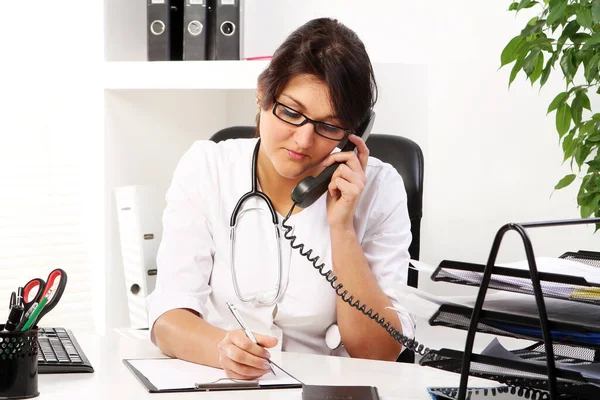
<box><xmin>103</xmin><ymin>60</ymin><xmax>270</xmax><ymax>90</ymax></box>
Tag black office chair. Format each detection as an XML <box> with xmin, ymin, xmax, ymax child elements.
<box><xmin>210</xmin><ymin>127</ymin><xmax>425</xmax><ymax>363</ymax></box>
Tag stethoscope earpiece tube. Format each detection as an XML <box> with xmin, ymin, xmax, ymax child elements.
<box><xmin>229</xmin><ymin>139</ymin><xmax>284</xmax><ymax>306</ymax></box>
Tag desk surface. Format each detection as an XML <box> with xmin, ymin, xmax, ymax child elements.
<box><xmin>36</xmin><ymin>326</ymin><xmax>522</xmax><ymax>400</ymax></box>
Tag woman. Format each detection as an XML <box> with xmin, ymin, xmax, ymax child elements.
<box><xmin>147</xmin><ymin>17</ymin><xmax>414</xmax><ymax>380</ymax></box>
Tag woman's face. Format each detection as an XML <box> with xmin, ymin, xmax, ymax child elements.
<box><xmin>258</xmin><ymin>74</ymin><xmax>344</xmax><ymax>181</ymax></box>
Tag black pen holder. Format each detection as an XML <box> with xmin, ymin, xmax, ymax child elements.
<box><xmin>0</xmin><ymin>325</ymin><xmax>39</xmax><ymax>399</ymax></box>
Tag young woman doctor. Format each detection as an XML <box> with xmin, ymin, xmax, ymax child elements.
<box><xmin>147</xmin><ymin>18</ymin><xmax>414</xmax><ymax>380</ymax></box>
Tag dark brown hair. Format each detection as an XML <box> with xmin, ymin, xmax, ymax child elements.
<box><xmin>256</xmin><ymin>18</ymin><xmax>377</xmax><ymax>136</ymax></box>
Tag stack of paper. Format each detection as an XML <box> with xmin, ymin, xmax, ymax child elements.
<box><xmin>388</xmin><ymin>286</ymin><xmax>600</xmax><ymax>328</ymax></box>
<box><xmin>411</xmin><ymin>258</ymin><xmax>600</xmax><ymax>303</ymax></box>
<box><xmin>482</xmin><ymin>338</ymin><xmax>600</xmax><ymax>387</ymax></box>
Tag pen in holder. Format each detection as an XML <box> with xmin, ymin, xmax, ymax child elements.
<box><xmin>0</xmin><ymin>325</ymin><xmax>39</xmax><ymax>399</ymax></box>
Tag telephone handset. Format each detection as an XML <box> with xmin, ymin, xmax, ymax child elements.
<box><xmin>290</xmin><ymin>111</ymin><xmax>376</xmax><ymax>209</ymax></box>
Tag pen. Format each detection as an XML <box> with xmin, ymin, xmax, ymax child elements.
<box><xmin>9</xmin><ymin>291</ymin><xmax>16</xmax><ymax>310</ymax></box>
<box><xmin>16</xmin><ymin>287</ymin><xmax>23</xmax><ymax>308</ymax></box>
<box><xmin>3</xmin><ymin>304</ymin><xmax>24</xmax><ymax>332</ymax></box>
<box><xmin>225</xmin><ymin>301</ymin><xmax>276</xmax><ymax>376</ymax></box>
<box><xmin>15</xmin><ymin>302</ymin><xmax>38</xmax><ymax>331</ymax></box>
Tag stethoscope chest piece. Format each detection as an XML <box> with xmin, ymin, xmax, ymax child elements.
<box><xmin>325</xmin><ymin>323</ymin><xmax>342</xmax><ymax>350</ymax></box>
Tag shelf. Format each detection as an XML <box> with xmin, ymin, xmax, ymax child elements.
<box><xmin>103</xmin><ymin>60</ymin><xmax>270</xmax><ymax>90</ymax></box>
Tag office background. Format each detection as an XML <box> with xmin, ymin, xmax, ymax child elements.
<box><xmin>0</xmin><ymin>0</ymin><xmax>597</xmax><ymax>334</ymax></box>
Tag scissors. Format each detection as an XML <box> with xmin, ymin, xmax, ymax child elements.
<box><xmin>22</xmin><ymin>268</ymin><xmax>68</xmax><ymax>326</ymax></box>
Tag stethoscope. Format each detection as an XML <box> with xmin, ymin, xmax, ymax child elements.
<box><xmin>228</xmin><ymin>139</ymin><xmax>342</xmax><ymax>350</ymax></box>
<box><xmin>229</xmin><ymin>139</ymin><xmax>285</xmax><ymax>306</ymax></box>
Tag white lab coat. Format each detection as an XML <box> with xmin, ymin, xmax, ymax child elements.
<box><xmin>147</xmin><ymin>138</ymin><xmax>415</xmax><ymax>356</ymax></box>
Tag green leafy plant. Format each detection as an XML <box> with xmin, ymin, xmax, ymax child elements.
<box><xmin>502</xmin><ymin>0</ymin><xmax>600</xmax><ymax>228</ymax></box>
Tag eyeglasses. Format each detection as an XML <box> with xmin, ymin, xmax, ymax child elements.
<box><xmin>272</xmin><ymin>101</ymin><xmax>350</xmax><ymax>141</ymax></box>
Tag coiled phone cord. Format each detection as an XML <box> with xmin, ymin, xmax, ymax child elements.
<box><xmin>281</xmin><ymin>202</ymin><xmax>430</xmax><ymax>356</ymax></box>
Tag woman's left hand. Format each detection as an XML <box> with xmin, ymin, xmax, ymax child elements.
<box><xmin>323</xmin><ymin>134</ymin><xmax>369</xmax><ymax>230</ymax></box>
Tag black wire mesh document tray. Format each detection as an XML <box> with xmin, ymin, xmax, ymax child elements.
<box><xmin>123</xmin><ymin>358</ymin><xmax>303</xmax><ymax>393</ymax></box>
<box><xmin>419</xmin><ymin>342</ymin><xmax>600</xmax><ymax>399</ymax></box>
<box><xmin>430</xmin><ymin>302</ymin><xmax>600</xmax><ymax>350</ymax></box>
<box><xmin>422</xmin><ymin>217</ymin><xmax>600</xmax><ymax>400</ymax></box>
<box><xmin>431</xmin><ymin>254</ymin><xmax>600</xmax><ymax>306</ymax></box>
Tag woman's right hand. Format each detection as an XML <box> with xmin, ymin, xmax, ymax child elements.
<box><xmin>217</xmin><ymin>330</ymin><xmax>278</xmax><ymax>380</ymax></box>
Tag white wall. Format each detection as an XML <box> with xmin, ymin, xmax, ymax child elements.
<box><xmin>1</xmin><ymin>2</ymin><xmax>104</xmax><ymax>331</ymax></box>
<box><xmin>420</xmin><ymin>2</ymin><xmax>599</xmax><ymax>295</ymax></box>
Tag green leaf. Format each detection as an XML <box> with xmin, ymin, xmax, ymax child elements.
<box><xmin>557</xmin><ymin>20</ymin><xmax>579</xmax><ymax>54</ymax></box>
<box><xmin>540</xmin><ymin>52</ymin><xmax>559</xmax><ymax>87</ymax></box>
<box><xmin>564</xmin><ymin>19</ymin><xmax>580</xmax><ymax>36</ymax></box>
<box><xmin>576</xmin><ymin>4</ymin><xmax>594</xmax><ymax>29</ymax></box>
<box><xmin>547</xmin><ymin>1</ymin><xmax>568</xmax><ymax>26</ymax></box>
<box><xmin>524</xmin><ymin>37</ymin><xmax>554</xmax><ymax>49</ymax></box>
<box><xmin>576</xmin><ymin>143</ymin><xmax>593</xmax><ymax>167</ymax></box>
<box><xmin>517</xmin><ymin>0</ymin><xmax>537</xmax><ymax>11</ymax></box>
<box><xmin>509</xmin><ymin>54</ymin><xmax>526</xmax><ymax>87</ymax></box>
<box><xmin>581</xmin><ymin>202</ymin><xmax>596</xmax><ymax>218</ymax></box>
<box><xmin>583</xmin><ymin>31</ymin><xmax>600</xmax><ymax>49</ymax></box>
<box><xmin>572</xmin><ymin>94</ymin><xmax>584</xmax><ymax>125</ymax></box>
<box><xmin>529</xmin><ymin>51</ymin><xmax>544</xmax><ymax>84</ymax></box>
<box><xmin>509</xmin><ymin>2</ymin><xmax>519</xmax><ymax>11</ymax></box>
<box><xmin>588</xmin><ymin>134</ymin><xmax>600</xmax><ymax>142</ymax></box>
<box><xmin>560</xmin><ymin>49</ymin><xmax>576</xmax><ymax>83</ymax></box>
<box><xmin>555</xmin><ymin>174</ymin><xmax>577</xmax><ymax>189</ymax></box>
<box><xmin>579</xmin><ymin>193</ymin><xmax>600</xmax><ymax>218</ymax></box>
<box><xmin>540</xmin><ymin>62</ymin><xmax>552</xmax><ymax>87</ymax></box>
<box><xmin>587</xmin><ymin>160</ymin><xmax>600</xmax><ymax>170</ymax></box>
<box><xmin>581</xmin><ymin>91</ymin><xmax>591</xmax><ymax>110</ymax></box>
<box><xmin>548</xmin><ymin>91</ymin><xmax>569</xmax><ymax>114</ymax></box>
<box><xmin>580</xmin><ymin>175</ymin><xmax>593</xmax><ymax>196</ymax></box>
<box><xmin>584</xmin><ymin>52</ymin><xmax>600</xmax><ymax>83</ymax></box>
<box><xmin>521</xmin><ymin>19</ymin><xmax>547</xmax><ymax>36</ymax></box>
<box><xmin>562</xmin><ymin>132</ymin><xmax>576</xmax><ymax>161</ymax></box>
<box><xmin>593</xmin><ymin>0</ymin><xmax>600</xmax><ymax>23</ymax></box>
<box><xmin>556</xmin><ymin>103</ymin><xmax>572</xmax><ymax>136</ymax></box>
<box><xmin>501</xmin><ymin>36</ymin><xmax>525</xmax><ymax>67</ymax></box>
<box><xmin>582</xmin><ymin>120</ymin><xmax>596</xmax><ymax>135</ymax></box>
<box><xmin>523</xmin><ymin>48</ymin><xmax>542</xmax><ymax>76</ymax></box>
<box><xmin>593</xmin><ymin>113</ymin><xmax>600</xmax><ymax>121</ymax></box>
<box><xmin>572</xmin><ymin>33</ymin><xmax>592</xmax><ymax>45</ymax></box>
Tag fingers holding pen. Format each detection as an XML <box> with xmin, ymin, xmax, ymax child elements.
<box><xmin>218</xmin><ymin>330</ymin><xmax>277</xmax><ymax>379</ymax></box>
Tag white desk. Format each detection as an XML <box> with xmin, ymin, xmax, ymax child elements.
<box><xmin>36</xmin><ymin>326</ymin><xmax>517</xmax><ymax>400</ymax></box>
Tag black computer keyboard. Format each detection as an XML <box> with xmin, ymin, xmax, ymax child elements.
<box><xmin>38</xmin><ymin>327</ymin><xmax>94</xmax><ymax>374</ymax></box>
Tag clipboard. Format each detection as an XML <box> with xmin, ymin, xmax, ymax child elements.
<box><xmin>123</xmin><ymin>358</ymin><xmax>303</xmax><ymax>393</ymax></box>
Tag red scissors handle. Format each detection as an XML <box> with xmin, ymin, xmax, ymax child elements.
<box><xmin>22</xmin><ymin>268</ymin><xmax>68</xmax><ymax>320</ymax></box>
<box><xmin>23</xmin><ymin>278</ymin><xmax>46</xmax><ymax>310</ymax></box>
<box><xmin>35</xmin><ymin>268</ymin><xmax>68</xmax><ymax>326</ymax></box>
